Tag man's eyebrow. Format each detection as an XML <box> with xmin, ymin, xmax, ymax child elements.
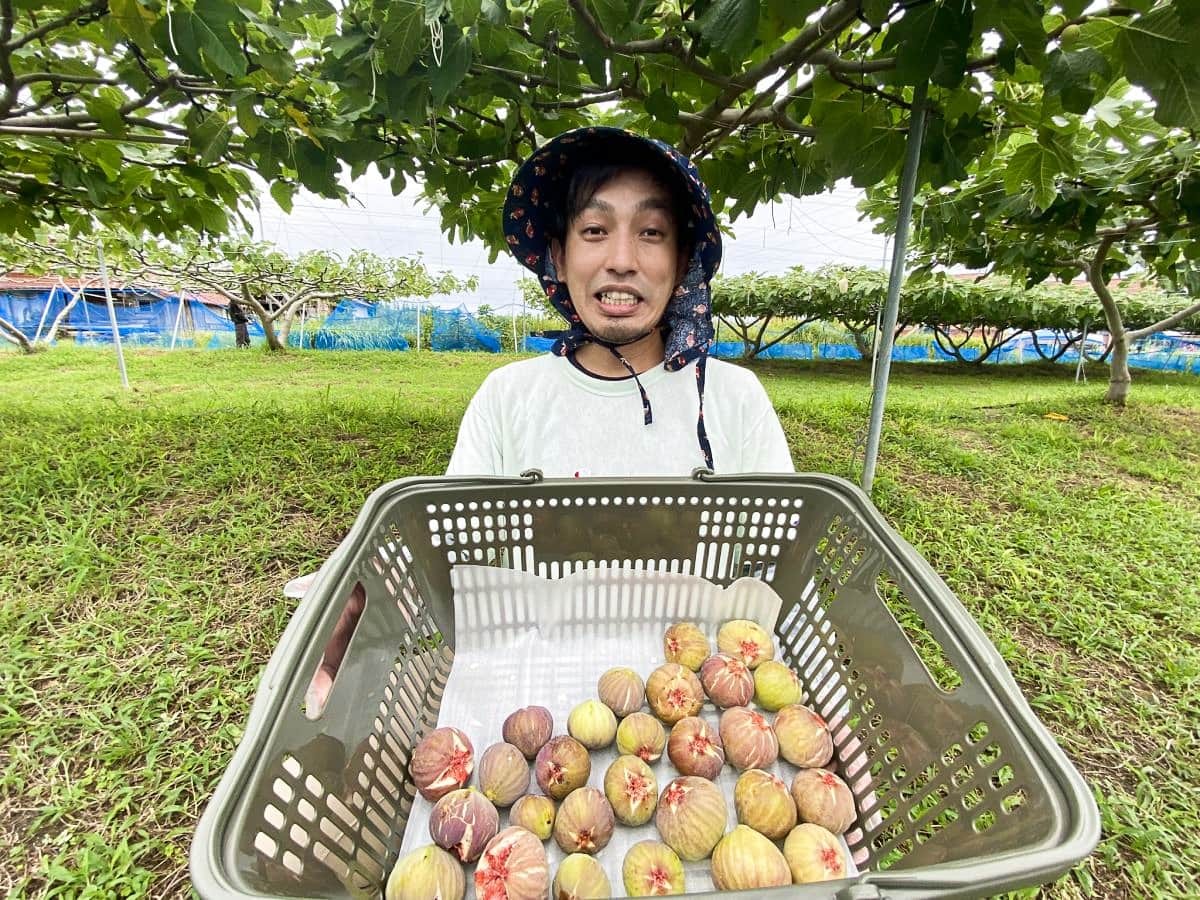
<box><xmin>583</xmin><ymin>197</ymin><xmax>614</xmax><ymax>213</ymax></box>
<box><xmin>636</xmin><ymin>196</ymin><xmax>671</xmax><ymax>213</ymax></box>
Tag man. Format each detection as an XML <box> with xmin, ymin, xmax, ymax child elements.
<box><xmin>302</xmin><ymin>128</ymin><xmax>792</xmax><ymax>717</ymax></box>
<box><xmin>446</xmin><ymin>126</ymin><xmax>793</xmax><ymax>477</ymax></box>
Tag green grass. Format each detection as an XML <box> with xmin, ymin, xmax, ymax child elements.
<box><xmin>1</xmin><ymin>347</ymin><xmax>1198</xmax><ymax>899</ymax></box>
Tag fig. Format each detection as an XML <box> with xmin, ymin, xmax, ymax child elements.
<box><xmin>474</xmin><ymin>826</ymin><xmax>549</xmax><ymax>900</ymax></box>
<box><xmin>598</xmin><ymin>667</ymin><xmax>645</xmax><ymax>717</ymax></box>
<box><xmin>429</xmin><ymin>787</ymin><xmax>500</xmax><ymax>863</ymax></box>
<box><xmin>535</xmin><ymin>735</ymin><xmax>591</xmax><ymax>800</ymax></box>
<box><xmin>568</xmin><ymin>699</ymin><xmax>617</xmax><ymax>750</ymax></box>
<box><xmin>718</xmin><ymin>706</ymin><xmax>779</xmax><ymax>770</ymax></box>
<box><xmin>622</xmin><ymin>840</ymin><xmax>685</xmax><ymax>896</ymax></box>
<box><xmin>753</xmin><ymin>660</ymin><xmax>804</xmax><ymax>711</ymax></box>
<box><xmin>699</xmin><ymin>654</ymin><xmax>754</xmax><ymax>708</ymax></box>
<box><xmin>716</xmin><ymin>619</ymin><xmax>774</xmax><ymax>669</ymax></box>
<box><xmin>791</xmin><ymin>767</ymin><xmax>856</xmax><ymax>834</ymax></box>
<box><xmin>710</xmin><ymin>824</ymin><xmax>791</xmax><ymax>890</ymax></box>
<box><xmin>411</xmin><ymin>727</ymin><xmax>474</xmax><ymax>802</ymax></box>
<box><xmin>553</xmin><ymin>787</ymin><xmax>615</xmax><ymax>855</ymax></box>
<box><xmin>666</xmin><ymin>717</ymin><xmax>724</xmax><ymax>780</ymax></box>
<box><xmin>553</xmin><ymin>853</ymin><xmax>611</xmax><ymax>900</ymax></box>
<box><xmin>645</xmin><ymin>663</ymin><xmax>704</xmax><ymax>725</ymax></box>
<box><xmin>654</xmin><ymin>775</ymin><xmax>727</xmax><ymax>861</ymax></box>
<box><xmin>479</xmin><ymin>742</ymin><xmax>531</xmax><ymax>808</ymax></box>
<box><xmin>510</xmin><ymin>794</ymin><xmax>556</xmax><ymax>841</ymax></box>
<box><xmin>504</xmin><ymin>706</ymin><xmax>554</xmax><ymax>760</ymax></box>
<box><xmin>663</xmin><ymin>622</ymin><xmax>709</xmax><ymax>671</ymax></box>
<box><xmin>385</xmin><ymin>844</ymin><xmax>465</xmax><ymax>900</ymax></box>
<box><xmin>603</xmin><ymin>755</ymin><xmax>658</xmax><ymax>826</ymax></box>
<box><xmin>733</xmin><ymin>769</ymin><xmax>796</xmax><ymax>840</ymax></box>
<box><xmin>774</xmin><ymin>704</ymin><xmax>834</xmax><ymax>768</ymax></box>
<box><xmin>616</xmin><ymin>712</ymin><xmax>666</xmax><ymax>763</ymax></box>
<box><xmin>784</xmin><ymin>822</ymin><xmax>849</xmax><ymax>883</ymax></box>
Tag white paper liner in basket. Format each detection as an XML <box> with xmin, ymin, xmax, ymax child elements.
<box><xmin>397</xmin><ymin>564</ymin><xmax>858</xmax><ymax>896</ymax></box>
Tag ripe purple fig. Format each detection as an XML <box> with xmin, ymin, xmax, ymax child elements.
<box><xmin>603</xmin><ymin>755</ymin><xmax>658</xmax><ymax>826</ymax></box>
<box><xmin>622</xmin><ymin>840</ymin><xmax>685</xmax><ymax>896</ymax></box>
<box><xmin>716</xmin><ymin>619</ymin><xmax>774</xmax><ymax>669</ymax></box>
<box><xmin>663</xmin><ymin>622</ymin><xmax>709</xmax><ymax>671</ymax></box>
<box><xmin>553</xmin><ymin>853</ymin><xmax>611</xmax><ymax>900</ymax></box>
<box><xmin>654</xmin><ymin>776</ymin><xmax>727</xmax><ymax>861</ymax></box>
<box><xmin>509</xmin><ymin>794</ymin><xmax>555</xmax><ymax>841</ymax></box>
<box><xmin>474</xmin><ymin>826</ymin><xmax>549</xmax><ymax>900</ymax></box>
<box><xmin>710</xmin><ymin>825</ymin><xmax>791</xmax><ymax>890</ymax></box>
<box><xmin>718</xmin><ymin>706</ymin><xmax>778</xmax><ymax>771</ymax></box>
<box><xmin>666</xmin><ymin>717</ymin><xmax>724</xmax><ymax>780</ymax></box>
<box><xmin>753</xmin><ymin>660</ymin><xmax>804</xmax><ymax>711</ymax></box>
<box><xmin>553</xmin><ymin>786</ymin><xmax>615</xmax><ymax>855</ymax></box>
<box><xmin>645</xmin><ymin>663</ymin><xmax>704</xmax><ymax>725</ymax></box>
<box><xmin>791</xmin><ymin>767</ymin><xmax>856</xmax><ymax>834</ymax></box>
<box><xmin>428</xmin><ymin>787</ymin><xmax>499</xmax><ymax>863</ymax></box>
<box><xmin>410</xmin><ymin>726</ymin><xmax>474</xmax><ymax>802</ymax></box>
<box><xmin>616</xmin><ymin>712</ymin><xmax>666</xmax><ymax>763</ymax></box>
<box><xmin>478</xmin><ymin>742</ymin><xmax>530</xmax><ymax>808</ymax></box>
<box><xmin>535</xmin><ymin>735</ymin><xmax>591</xmax><ymax>801</ymax></box>
<box><xmin>385</xmin><ymin>844</ymin><xmax>465</xmax><ymax>900</ymax></box>
<box><xmin>598</xmin><ymin>667</ymin><xmax>645</xmax><ymax>717</ymax></box>
<box><xmin>567</xmin><ymin>699</ymin><xmax>617</xmax><ymax>750</ymax></box>
<box><xmin>699</xmin><ymin>654</ymin><xmax>754</xmax><ymax>708</ymax></box>
<box><xmin>733</xmin><ymin>769</ymin><xmax>796</xmax><ymax>839</ymax></box>
<box><xmin>503</xmin><ymin>706</ymin><xmax>553</xmax><ymax>760</ymax></box>
<box><xmin>784</xmin><ymin>822</ymin><xmax>849</xmax><ymax>883</ymax></box>
<box><xmin>774</xmin><ymin>704</ymin><xmax>834</xmax><ymax>768</ymax></box>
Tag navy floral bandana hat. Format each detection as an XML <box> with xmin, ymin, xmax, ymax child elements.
<box><xmin>502</xmin><ymin>126</ymin><xmax>723</xmax><ymax>469</ymax></box>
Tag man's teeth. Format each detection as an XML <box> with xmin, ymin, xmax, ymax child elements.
<box><xmin>599</xmin><ymin>291</ymin><xmax>638</xmax><ymax>305</ymax></box>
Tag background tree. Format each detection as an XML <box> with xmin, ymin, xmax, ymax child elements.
<box><xmin>1</xmin><ymin>232</ymin><xmax>474</xmax><ymax>350</ymax></box>
<box><xmin>864</xmin><ymin>87</ymin><xmax>1200</xmax><ymax>404</ymax></box>
<box><xmin>3</xmin><ymin>1</ymin><xmax>1196</xmax><ymax>249</ymax></box>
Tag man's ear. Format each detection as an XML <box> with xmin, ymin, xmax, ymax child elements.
<box><xmin>675</xmin><ymin>247</ymin><xmax>689</xmax><ymax>285</ymax></box>
<box><xmin>550</xmin><ymin>238</ymin><xmax>565</xmax><ymax>277</ymax></box>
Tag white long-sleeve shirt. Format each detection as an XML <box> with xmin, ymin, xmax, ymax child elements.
<box><xmin>446</xmin><ymin>354</ymin><xmax>794</xmax><ymax>478</ymax></box>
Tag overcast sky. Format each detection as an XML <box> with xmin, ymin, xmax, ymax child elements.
<box><xmin>252</xmin><ymin>170</ymin><xmax>893</xmax><ymax>312</ymax></box>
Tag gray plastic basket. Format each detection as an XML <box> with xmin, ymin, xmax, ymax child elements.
<box><xmin>191</xmin><ymin>471</ymin><xmax>1099</xmax><ymax>899</ymax></box>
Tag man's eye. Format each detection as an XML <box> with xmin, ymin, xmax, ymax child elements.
<box><xmin>581</xmin><ymin>225</ymin><xmax>605</xmax><ymax>237</ymax></box>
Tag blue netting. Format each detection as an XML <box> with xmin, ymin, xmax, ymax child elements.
<box><xmin>431</xmin><ymin>305</ymin><xmax>500</xmax><ymax>352</ymax></box>
<box><xmin>311</xmin><ymin>299</ymin><xmax>414</xmax><ymax>350</ymax></box>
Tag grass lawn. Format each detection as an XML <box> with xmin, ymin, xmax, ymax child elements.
<box><xmin>1</xmin><ymin>347</ymin><xmax>1198</xmax><ymax>898</ymax></box>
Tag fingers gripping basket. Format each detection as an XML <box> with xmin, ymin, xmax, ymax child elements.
<box><xmin>191</xmin><ymin>472</ymin><xmax>1098</xmax><ymax>899</ymax></box>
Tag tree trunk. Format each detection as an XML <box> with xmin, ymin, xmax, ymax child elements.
<box><xmin>241</xmin><ymin>285</ymin><xmax>284</xmax><ymax>351</ymax></box>
<box><xmin>1084</xmin><ymin>239</ymin><xmax>1130</xmax><ymax>406</ymax></box>
<box><xmin>0</xmin><ymin>315</ymin><xmax>34</xmax><ymax>352</ymax></box>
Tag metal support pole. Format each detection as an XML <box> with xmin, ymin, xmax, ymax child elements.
<box><xmin>861</xmin><ymin>82</ymin><xmax>928</xmax><ymax>495</ymax></box>
<box><xmin>97</xmin><ymin>244</ymin><xmax>130</xmax><ymax>389</ymax></box>
<box><xmin>1075</xmin><ymin>319</ymin><xmax>1089</xmax><ymax>383</ymax></box>
<box><xmin>170</xmin><ymin>292</ymin><xmax>187</xmax><ymax>350</ymax></box>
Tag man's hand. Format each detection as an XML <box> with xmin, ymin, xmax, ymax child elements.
<box><xmin>304</xmin><ymin>582</ymin><xmax>366</xmax><ymax>719</ymax></box>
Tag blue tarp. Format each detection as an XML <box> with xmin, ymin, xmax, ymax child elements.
<box><xmin>0</xmin><ymin>289</ymin><xmax>69</xmax><ymax>338</ymax></box>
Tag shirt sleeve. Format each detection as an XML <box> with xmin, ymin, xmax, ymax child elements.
<box><xmin>739</xmin><ymin>372</ymin><xmax>795</xmax><ymax>473</ymax></box>
<box><xmin>445</xmin><ymin>375</ymin><xmax>504</xmax><ymax>476</ymax></box>
<box><xmin>744</xmin><ymin>404</ymin><xmax>795</xmax><ymax>473</ymax></box>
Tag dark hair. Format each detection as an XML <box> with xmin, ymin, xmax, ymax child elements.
<box><xmin>548</xmin><ymin>152</ymin><xmax>694</xmax><ymax>259</ymax></box>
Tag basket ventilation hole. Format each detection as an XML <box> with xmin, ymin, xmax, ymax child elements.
<box><xmin>875</xmin><ymin>571</ymin><xmax>963</xmax><ymax>693</ymax></box>
<box><xmin>302</xmin><ymin>580</ymin><xmax>367</xmax><ymax>721</ymax></box>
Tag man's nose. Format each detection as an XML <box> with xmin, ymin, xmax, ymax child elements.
<box><xmin>605</xmin><ymin>231</ymin><xmax>638</xmax><ymax>273</ymax></box>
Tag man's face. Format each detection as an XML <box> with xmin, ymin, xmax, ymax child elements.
<box><xmin>552</xmin><ymin>169</ymin><xmax>687</xmax><ymax>346</ymax></box>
